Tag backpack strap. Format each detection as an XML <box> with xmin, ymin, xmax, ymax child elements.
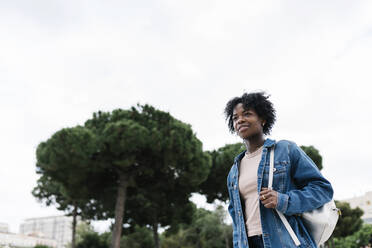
<box><xmin>269</xmin><ymin>148</ymin><xmax>301</xmax><ymax>246</ymax></box>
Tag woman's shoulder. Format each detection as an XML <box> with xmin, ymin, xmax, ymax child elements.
<box><xmin>274</xmin><ymin>139</ymin><xmax>301</xmax><ymax>155</ymax></box>
<box><xmin>227</xmin><ymin>151</ymin><xmax>242</xmax><ymax>173</ymax></box>
<box><xmin>275</xmin><ymin>139</ymin><xmax>296</xmax><ymax>148</ymax></box>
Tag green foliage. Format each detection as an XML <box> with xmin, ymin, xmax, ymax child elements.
<box><xmin>34</xmin><ymin>104</ymin><xmax>212</xmax><ymax>248</ymax></box>
<box><xmin>75</xmin><ymin>223</ymin><xmax>154</xmax><ymax>248</ymax></box>
<box><xmin>32</xmin><ymin>174</ymin><xmax>68</xmax><ymax>210</ymax></box>
<box><xmin>76</xmin><ymin>232</ymin><xmax>109</xmax><ymax>248</ymax></box>
<box><xmin>101</xmin><ymin>119</ymin><xmax>149</xmax><ymax>171</ymax></box>
<box><xmin>333</xmin><ymin>201</ymin><xmax>364</xmax><ymax>238</ymax></box>
<box><xmin>161</xmin><ymin>206</ymin><xmax>232</xmax><ymax>248</ymax></box>
<box><xmin>34</xmin><ymin>245</ymin><xmax>51</xmax><ymax>248</ymax></box>
<box><xmin>199</xmin><ymin>143</ymin><xmax>244</xmax><ymax>203</ymax></box>
<box><xmin>84</xmin><ymin>104</ymin><xmax>212</xmax><ymax>248</ymax></box>
<box><xmin>300</xmin><ymin>145</ymin><xmax>323</xmax><ymax>170</ymax></box>
<box><xmin>74</xmin><ymin>222</ymin><xmax>96</xmax><ymax>245</ymax></box>
<box><xmin>33</xmin><ymin>126</ymin><xmax>102</xmax><ymax>248</ymax></box>
<box><xmin>36</xmin><ymin>126</ymin><xmax>98</xmax><ymax>178</ymax></box>
<box><xmin>74</xmin><ymin>223</ymin><xmax>110</xmax><ymax>248</ymax></box>
<box><xmin>33</xmin><ymin>126</ymin><xmax>99</xmax><ymax>212</ymax></box>
<box><xmin>120</xmin><ymin>225</ymin><xmax>155</xmax><ymax>248</ymax></box>
<box><xmin>333</xmin><ymin>224</ymin><xmax>372</xmax><ymax>248</ymax></box>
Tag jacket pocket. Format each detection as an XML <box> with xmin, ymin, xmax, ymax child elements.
<box><xmin>262</xmin><ymin>161</ymin><xmax>288</xmax><ymax>192</ymax></box>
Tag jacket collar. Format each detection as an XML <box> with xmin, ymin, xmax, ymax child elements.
<box><xmin>263</xmin><ymin>138</ymin><xmax>275</xmax><ymax>148</ymax></box>
<box><xmin>234</xmin><ymin>138</ymin><xmax>275</xmax><ymax>163</ymax></box>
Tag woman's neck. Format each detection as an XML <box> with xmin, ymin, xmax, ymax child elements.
<box><xmin>244</xmin><ymin>135</ymin><xmax>265</xmax><ymax>153</ymax></box>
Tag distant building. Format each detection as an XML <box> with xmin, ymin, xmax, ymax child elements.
<box><xmin>0</xmin><ymin>232</ymin><xmax>57</xmax><ymax>247</ymax></box>
<box><xmin>19</xmin><ymin>215</ymin><xmax>81</xmax><ymax>248</ymax></box>
<box><xmin>0</xmin><ymin>223</ymin><xmax>9</xmax><ymax>233</ymax></box>
<box><xmin>343</xmin><ymin>191</ymin><xmax>372</xmax><ymax>224</ymax></box>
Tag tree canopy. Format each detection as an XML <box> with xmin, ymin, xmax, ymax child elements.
<box><xmin>199</xmin><ymin>143</ymin><xmax>244</xmax><ymax>203</ymax></box>
<box><xmin>333</xmin><ymin>201</ymin><xmax>364</xmax><ymax>238</ymax></box>
<box><xmin>300</xmin><ymin>145</ymin><xmax>323</xmax><ymax>171</ymax></box>
<box><xmin>333</xmin><ymin>224</ymin><xmax>372</xmax><ymax>248</ymax></box>
<box><xmin>34</xmin><ymin>105</ymin><xmax>211</xmax><ymax>248</ymax></box>
<box><xmin>33</xmin><ymin>126</ymin><xmax>99</xmax><ymax>248</ymax></box>
<box><xmin>161</xmin><ymin>205</ymin><xmax>232</xmax><ymax>248</ymax></box>
<box><xmin>84</xmin><ymin>104</ymin><xmax>211</xmax><ymax>248</ymax></box>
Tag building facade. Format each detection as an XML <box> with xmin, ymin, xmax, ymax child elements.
<box><xmin>0</xmin><ymin>232</ymin><xmax>57</xmax><ymax>248</ymax></box>
<box><xmin>343</xmin><ymin>191</ymin><xmax>372</xmax><ymax>224</ymax></box>
<box><xmin>0</xmin><ymin>223</ymin><xmax>9</xmax><ymax>234</ymax></box>
<box><xmin>19</xmin><ymin>215</ymin><xmax>80</xmax><ymax>248</ymax></box>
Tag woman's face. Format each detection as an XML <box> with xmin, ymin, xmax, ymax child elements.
<box><xmin>232</xmin><ymin>103</ymin><xmax>265</xmax><ymax>140</ymax></box>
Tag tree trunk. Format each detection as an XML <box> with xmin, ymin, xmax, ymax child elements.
<box><xmin>71</xmin><ymin>204</ymin><xmax>77</xmax><ymax>248</ymax></box>
<box><xmin>111</xmin><ymin>173</ymin><xmax>129</xmax><ymax>248</ymax></box>
<box><xmin>197</xmin><ymin>237</ymin><xmax>202</xmax><ymax>248</ymax></box>
<box><xmin>224</xmin><ymin>229</ymin><xmax>229</xmax><ymax>248</ymax></box>
<box><xmin>323</xmin><ymin>241</ymin><xmax>327</xmax><ymax>248</ymax></box>
<box><xmin>196</xmin><ymin>228</ymin><xmax>201</xmax><ymax>248</ymax></box>
<box><xmin>325</xmin><ymin>237</ymin><xmax>333</xmax><ymax>248</ymax></box>
<box><xmin>152</xmin><ymin>221</ymin><xmax>160</xmax><ymax>248</ymax></box>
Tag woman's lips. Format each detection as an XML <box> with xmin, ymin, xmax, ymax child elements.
<box><xmin>239</xmin><ymin>126</ymin><xmax>249</xmax><ymax>132</ymax></box>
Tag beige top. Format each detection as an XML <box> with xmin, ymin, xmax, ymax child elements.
<box><xmin>238</xmin><ymin>146</ymin><xmax>263</xmax><ymax>237</ymax></box>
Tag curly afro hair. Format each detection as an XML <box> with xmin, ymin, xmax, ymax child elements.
<box><xmin>224</xmin><ymin>92</ymin><xmax>276</xmax><ymax>135</ymax></box>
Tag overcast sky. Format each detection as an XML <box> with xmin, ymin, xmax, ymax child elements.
<box><xmin>1</xmin><ymin>0</ymin><xmax>372</xmax><ymax>233</ymax></box>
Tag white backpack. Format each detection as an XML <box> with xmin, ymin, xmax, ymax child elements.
<box><xmin>268</xmin><ymin>148</ymin><xmax>340</xmax><ymax>247</ymax></box>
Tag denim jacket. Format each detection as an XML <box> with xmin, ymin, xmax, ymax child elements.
<box><xmin>227</xmin><ymin>139</ymin><xmax>333</xmax><ymax>248</ymax></box>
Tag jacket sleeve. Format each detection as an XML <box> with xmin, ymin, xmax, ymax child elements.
<box><xmin>275</xmin><ymin>142</ymin><xmax>334</xmax><ymax>215</ymax></box>
<box><xmin>227</xmin><ymin>173</ymin><xmax>239</xmax><ymax>247</ymax></box>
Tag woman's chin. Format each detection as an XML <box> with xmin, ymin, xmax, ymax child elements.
<box><xmin>239</xmin><ymin>133</ymin><xmax>249</xmax><ymax>140</ymax></box>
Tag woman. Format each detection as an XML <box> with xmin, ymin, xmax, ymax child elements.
<box><xmin>225</xmin><ymin>92</ymin><xmax>333</xmax><ymax>248</ymax></box>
